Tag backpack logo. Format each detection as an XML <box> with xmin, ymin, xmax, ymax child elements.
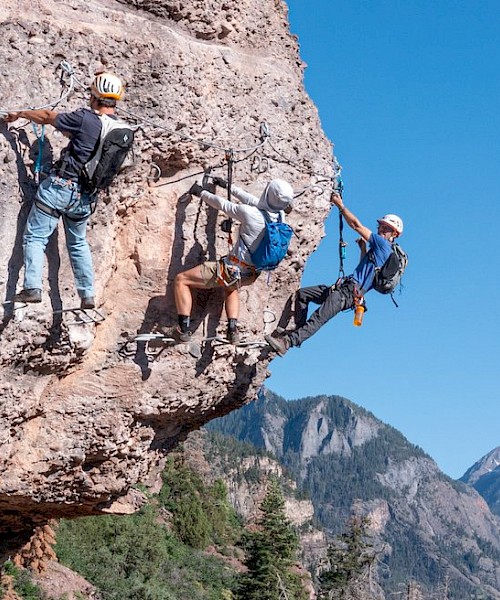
<box><xmin>372</xmin><ymin>243</ymin><xmax>408</xmax><ymax>296</ymax></box>
<box><xmin>248</xmin><ymin>211</ymin><xmax>293</xmax><ymax>271</ymax></box>
<box><xmin>81</xmin><ymin>115</ymin><xmax>134</xmax><ymax>194</ymax></box>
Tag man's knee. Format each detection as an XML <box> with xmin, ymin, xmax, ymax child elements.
<box><xmin>176</xmin><ymin>265</ymin><xmax>206</xmax><ymax>289</ymax></box>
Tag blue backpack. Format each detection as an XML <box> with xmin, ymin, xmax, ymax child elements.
<box><xmin>247</xmin><ymin>210</ymin><xmax>293</xmax><ymax>271</ymax></box>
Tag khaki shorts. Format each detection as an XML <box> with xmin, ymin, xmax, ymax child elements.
<box><xmin>199</xmin><ymin>260</ymin><xmax>258</xmax><ymax>289</ymax></box>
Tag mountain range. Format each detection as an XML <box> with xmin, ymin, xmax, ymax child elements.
<box><xmin>461</xmin><ymin>447</ymin><xmax>500</xmax><ymax>518</ymax></box>
<box><xmin>207</xmin><ymin>389</ymin><xmax>500</xmax><ymax>599</ymax></box>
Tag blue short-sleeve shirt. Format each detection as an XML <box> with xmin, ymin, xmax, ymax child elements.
<box><xmin>352</xmin><ymin>232</ymin><xmax>393</xmax><ymax>292</ymax></box>
<box><xmin>54</xmin><ymin>108</ymin><xmax>102</xmax><ymax>179</ymax></box>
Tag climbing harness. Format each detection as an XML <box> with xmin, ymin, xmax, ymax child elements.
<box><xmin>215</xmin><ymin>258</ymin><xmax>242</xmax><ymax>288</ymax></box>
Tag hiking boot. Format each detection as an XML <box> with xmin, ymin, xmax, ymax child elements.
<box><xmin>80</xmin><ymin>296</ymin><xmax>95</xmax><ymax>309</ymax></box>
<box><xmin>226</xmin><ymin>329</ymin><xmax>241</xmax><ymax>345</ymax></box>
<box><xmin>13</xmin><ymin>288</ymin><xmax>42</xmax><ymax>303</ymax></box>
<box><xmin>160</xmin><ymin>326</ymin><xmax>191</xmax><ymax>343</ymax></box>
<box><xmin>265</xmin><ymin>333</ymin><xmax>290</xmax><ymax>357</ymax></box>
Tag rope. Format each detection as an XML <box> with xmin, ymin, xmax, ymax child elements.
<box><xmin>0</xmin><ymin>61</ymin><xmax>76</xmax><ymax>113</ymax></box>
<box><xmin>117</xmin><ymin>106</ymin><xmax>270</xmax><ymax>155</ymax></box>
<box><xmin>1</xmin><ymin>60</ymin><xmax>345</xmax><ymax>199</ymax></box>
<box><xmin>333</xmin><ymin>158</ymin><xmax>346</xmax><ymax>278</ymax></box>
<box><xmin>117</xmin><ymin>104</ymin><xmax>343</xmax><ymax>190</ymax></box>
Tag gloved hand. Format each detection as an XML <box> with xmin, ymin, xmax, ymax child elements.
<box><xmin>189</xmin><ymin>182</ymin><xmax>204</xmax><ymax>197</ymax></box>
<box><xmin>220</xmin><ymin>218</ymin><xmax>232</xmax><ymax>233</ymax></box>
<box><xmin>212</xmin><ymin>176</ymin><xmax>228</xmax><ymax>189</ymax></box>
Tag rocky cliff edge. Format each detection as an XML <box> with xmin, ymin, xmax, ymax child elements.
<box><xmin>0</xmin><ymin>0</ymin><xmax>335</xmax><ymax>552</ymax></box>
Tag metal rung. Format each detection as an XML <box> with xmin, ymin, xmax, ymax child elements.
<box><xmin>53</xmin><ymin>307</ymin><xmax>106</xmax><ymax>325</ymax></box>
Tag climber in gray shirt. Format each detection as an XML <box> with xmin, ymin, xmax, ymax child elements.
<box><xmin>165</xmin><ymin>178</ymin><xmax>294</xmax><ymax>344</ymax></box>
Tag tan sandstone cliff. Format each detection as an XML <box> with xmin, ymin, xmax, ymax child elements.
<box><xmin>0</xmin><ymin>0</ymin><xmax>335</xmax><ymax>553</ymax></box>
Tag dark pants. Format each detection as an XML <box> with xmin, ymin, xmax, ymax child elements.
<box><xmin>288</xmin><ymin>278</ymin><xmax>358</xmax><ymax>347</ymax></box>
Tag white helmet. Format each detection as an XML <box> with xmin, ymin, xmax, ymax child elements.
<box><xmin>91</xmin><ymin>72</ymin><xmax>124</xmax><ymax>101</ymax></box>
<box><xmin>378</xmin><ymin>214</ymin><xmax>403</xmax><ymax>236</ymax></box>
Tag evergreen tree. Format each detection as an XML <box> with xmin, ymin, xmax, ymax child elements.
<box><xmin>236</xmin><ymin>477</ymin><xmax>308</xmax><ymax>600</ymax></box>
<box><xmin>319</xmin><ymin>515</ymin><xmax>379</xmax><ymax>600</ymax></box>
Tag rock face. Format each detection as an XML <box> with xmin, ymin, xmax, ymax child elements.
<box><xmin>0</xmin><ymin>0</ymin><xmax>335</xmax><ymax>551</ymax></box>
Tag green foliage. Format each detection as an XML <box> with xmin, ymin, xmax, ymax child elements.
<box><xmin>318</xmin><ymin>516</ymin><xmax>377</xmax><ymax>599</ymax></box>
<box><xmin>56</xmin><ymin>455</ymin><xmax>242</xmax><ymax>600</ymax></box>
<box><xmin>159</xmin><ymin>453</ymin><xmax>239</xmax><ymax>548</ymax></box>
<box><xmin>235</xmin><ymin>478</ymin><xmax>308</xmax><ymax>600</ymax></box>
<box><xmin>1</xmin><ymin>561</ymin><xmax>47</xmax><ymax>600</ymax></box>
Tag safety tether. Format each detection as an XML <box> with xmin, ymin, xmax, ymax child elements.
<box><xmin>225</xmin><ymin>149</ymin><xmax>234</xmax><ymax>247</ymax></box>
<box><xmin>333</xmin><ymin>161</ymin><xmax>346</xmax><ymax>278</ymax></box>
<box><xmin>31</xmin><ymin>123</ymin><xmax>45</xmax><ymax>183</ymax></box>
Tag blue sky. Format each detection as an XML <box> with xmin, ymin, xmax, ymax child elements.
<box><xmin>268</xmin><ymin>0</ymin><xmax>500</xmax><ymax>479</ymax></box>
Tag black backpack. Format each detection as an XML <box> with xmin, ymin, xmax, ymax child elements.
<box><xmin>371</xmin><ymin>243</ymin><xmax>408</xmax><ymax>300</ymax></box>
<box><xmin>80</xmin><ymin>115</ymin><xmax>134</xmax><ymax>194</ymax></box>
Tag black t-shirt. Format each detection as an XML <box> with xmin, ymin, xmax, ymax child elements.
<box><xmin>54</xmin><ymin>108</ymin><xmax>102</xmax><ymax>179</ymax></box>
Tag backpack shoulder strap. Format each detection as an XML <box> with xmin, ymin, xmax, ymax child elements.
<box><xmin>260</xmin><ymin>209</ymin><xmax>283</xmax><ymax>223</ymax></box>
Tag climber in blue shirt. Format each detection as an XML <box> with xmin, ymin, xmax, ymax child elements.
<box><xmin>266</xmin><ymin>191</ymin><xmax>403</xmax><ymax>356</ymax></box>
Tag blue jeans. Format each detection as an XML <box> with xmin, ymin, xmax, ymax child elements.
<box><xmin>23</xmin><ymin>175</ymin><xmax>95</xmax><ymax>298</ymax></box>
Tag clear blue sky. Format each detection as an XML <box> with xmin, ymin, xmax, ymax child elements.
<box><xmin>268</xmin><ymin>0</ymin><xmax>500</xmax><ymax>479</ymax></box>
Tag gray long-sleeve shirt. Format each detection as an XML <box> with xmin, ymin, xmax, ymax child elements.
<box><xmin>200</xmin><ymin>185</ymin><xmax>284</xmax><ymax>267</ymax></box>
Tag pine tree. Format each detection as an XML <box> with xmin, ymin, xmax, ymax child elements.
<box><xmin>236</xmin><ymin>477</ymin><xmax>308</xmax><ymax>600</ymax></box>
<box><xmin>319</xmin><ymin>515</ymin><xmax>379</xmax><ymax>600</ymax></box>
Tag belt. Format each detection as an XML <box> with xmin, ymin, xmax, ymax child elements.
<box><xmin>50</xmin><ymin>169</ymin><xmax>80</xmax><ymax>184</ymax></box>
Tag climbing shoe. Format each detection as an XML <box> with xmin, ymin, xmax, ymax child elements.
<box><xmin>81</xmin><ymin>296</ymin><xmax>95</xmax><ymax>309</ymax></box>
<box><xmin>12</xmin><ymin>288</ymin><xmax>42</xmax><ymax>303</ymax></box>
<box><xmin>226</xmin><ymin>329</ymin><xmax>241</xmax><ymax>345</ymax></box>
<box><xmin>160</xmin><ymin>326</ymin><xmax>191</xmax><ymax>343</ymax></box>
<box><xmin>265</xmin><ymin>334</ymin><xmax>290</xmax><ymax>357</ymax></box>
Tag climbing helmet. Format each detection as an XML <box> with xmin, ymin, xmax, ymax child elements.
<box><xmin>91</xmin><ymin>72</ymin><xmax>124</xmax><ymax>101</ymax></box>
<box><xmin>377</xmin><ymin>214</ymin><xmax>403</xmax><ymax>236</ymax></box>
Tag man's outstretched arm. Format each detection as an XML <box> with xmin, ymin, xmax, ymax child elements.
<box><xmin>3</xmin><ymin>109</ymin><xmax>58</xmax><ymax>126</ymax></box>
<box><xmin>330</xmin><ymin>192</ymin><xmax>372</xmax><ymax>241</ymax></box>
